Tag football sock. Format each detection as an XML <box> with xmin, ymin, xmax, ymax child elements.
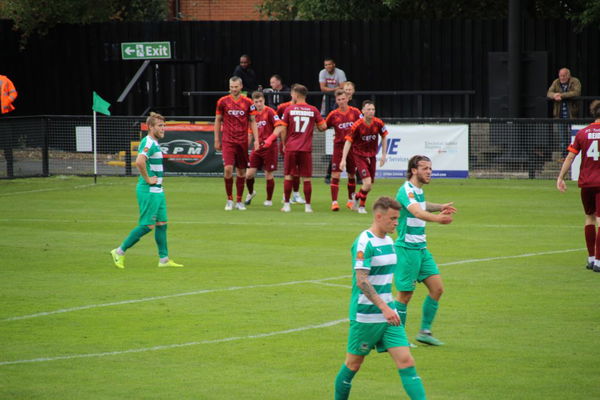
<box><xmin>348</xmin><ymin>178</ymin><xmax>356</xmax><ymax>199</ymax></box>
<box><xmin>398</xmin><ymin>366</ymin><xmax>426</xmax><ymax>400</ymax></box>
<box><xmin>303</xmin><ymin>181</ymin><xmax>312</xmax><ymax>204</ymax></box>
<box><xmin>292</xmin><ymin>176</ymin><xmax>300</xmax><ymax>192</ymax></box>
<box><xmin>154</xmin><ymin>224</ymin><xmax>168</xmax><ymax>258</ymax></box>
<box><xmin>421</xmin><ymin>295</ymin><xmax>439</xmax><ymax>331</ymax></box>
<box><xmin>246</xmin><ymin>177</ymin><xmax>255</xmax><ymax>194</ymax></box>
<box><xmin>266</xmin><ymin>178</ymin><xmax>275</xmax><ymax>200</ymax></box>
<box><xmin>331</xmin><ymin>178</ymin><xmax>340</xmax><ymax>201</ymax></box>
<box><xmin>584</xmin><ymin>224</ymin><xmax>596</xmax><ymax>257</ymax></box>
<box><xmin>283</xmin><ymin>179</ymin><xmax>293</xmax><ymax>202</ymax></box>
<box><xmin>120</xmin><ymin>225</ymin><xmax>151</xmax><ymax>252</ymax></box>
<box><xmin>594</xmin><ymin>228</ymin><xmax>600</xmax><ymax>266</ymax></box>
<box><xmin>334</xmin><ymin>364</ymin><xmax>357</xmax><ymax>400</ymax></box>
<box><xmin>396</xmin><ymin>301</ymin><xmax>408</xmax><ymax>326</ymax></box>
<box><xmin>224</xmin><ymin>177</ymin><xmax>233</xmax><ymax>200</ymax></box>
<box><xmin>359</xmin><ymin>189</ymin><xmax>369</xmax><ymax>207</ymax></box>
<box><xmin>235</xmin><ymin>177</ymin><xmax>245</xmax><ymax>202</ymax></box>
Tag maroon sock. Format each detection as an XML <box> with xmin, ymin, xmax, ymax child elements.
<box><xmin>359</xmin><ymin>189</ymin><xmax>369</xmax><ymax>207</ymax></box>
<box><xmin>303</xmin><ymin>180</ymin><xmax>312</xmax><ymax>204</ymax></box>
<box><xmin>235</xmin><ymin>177</ymin><xmax>245</xmax><ymax>202</ymax></box>
<box><xmin>246</xmin><ymin>177</ymin><xmax>255</xmax><ymax>194</ymax></box>
<box><xmin>224</xmin><ymin>177</ymin><xmax>233</xmax><ymax>200</ymax></box>
<box><xmin>292</xmin><ymin>176</ymin><xmax>300</xmax><ymax>192</ymax></box>
<box><xmin>284</xmin><ymin>179</ymin><xmax>293</xmax><ymax>202</ymax></box>
<box><xmin>348</xmin><ymin>178</ymin><xmax>356</xmax><ymax>199</ymax></box>
<box><xmin>331</xmin><ymin>178</ymin><xmax>340</xmax><ymax>201</ymax></box>
<box><xmin>585</xmin><ymin>225</ymin><xmax>596</xmax><ymax>257</ymax></box>
<box><xmin>266</xmin><ymin>179</ymin><xmax>275</xmax><ymax>201</ymax></box>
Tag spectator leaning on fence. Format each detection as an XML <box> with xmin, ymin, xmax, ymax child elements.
<box><xmin>547</xmin><ymin>68</ymin><xmax>581</xmax><ymax>152</ymax></box>
<box><xmin>319</xmin><ymin>57</ymin><xmax>346</xmax><ymax>116</ymax></box>
<box><xmin>263</xmin><ymin>74</ymin><xmax>290</xmax><ymax>110</ymax></box>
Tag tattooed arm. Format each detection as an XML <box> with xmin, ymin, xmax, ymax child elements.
<box><xmin>356</xmin><ymin>269</ymin><xmax>400</xmax><ymax>326</ymax></box>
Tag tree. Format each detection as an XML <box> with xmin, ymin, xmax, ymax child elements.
<box><xmin>1</xmin><ymin>0</ymin><xmax>168</xmax><ymax>48</ymax></box>
<box><xmin>257</xmin><ymin>0</ymin><xmax>600</xmax><ymax>30</ymax></box>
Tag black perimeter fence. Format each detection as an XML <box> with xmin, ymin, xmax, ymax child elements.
<box><xmin>0</xmin><ymin>115</ymin><xmax>587</xmax><ymax>180</ymax></box>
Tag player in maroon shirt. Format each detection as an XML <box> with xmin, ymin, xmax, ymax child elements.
<box><xmin>326</xmin><ymin>89</ymin><xmax>362</xmax><ymax>211</ymax></box>
<box><xmin>266</xmin><ymin>84</ymin><xmax>327</xmax><ymax>212</ymax></box>
<box><xmin>244</xmin><ymin>92</ymin><xmax>280</xmax><ymax>207</ymax></box>
<box><xmin>214</xmin><ymin>76</ymin><xmax>259</xmax><ymax>211</ymax></box>
<box><xmin>340</xmin><ymin>100</ymin><xmax>388</xmax><ymax>214</ymax></box>
<box><xmin>557</xmin><ymin>100</ymin><xmax>600</xmax><ymax>272</ymax></box>
<box><xmin>276</xmin><ymin>95</ymin><xmax>305</xmax><ymax>205</ymax></box>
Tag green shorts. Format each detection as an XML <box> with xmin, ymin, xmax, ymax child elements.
<box><xmin>346</xmin><ymin>320</ymin><xmax>409</xmax><ymax>356</ymax></box>
<box><xmin>136</xmin><ymin>189</ymin><xmax>167</xmax><ymax>226</ymax></box>
<box><xmin>394</xmin><ymin>245</ymin><xmax>439</xmax><ymax>292</ymax></box>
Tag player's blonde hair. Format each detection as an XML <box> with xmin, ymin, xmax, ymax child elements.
<box><xmin>590</xmin><ymin>100</ymin><xmax>600</xmax><ymax>118</ymax></box>
<box><xmin>146</xmin><ymin>112</ymin><xmax>165</xmax><ymax>127</ymax></box>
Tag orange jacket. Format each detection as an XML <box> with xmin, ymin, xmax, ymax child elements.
<box><xmin>1</xmin><ymin>75</ymin><xmax>18</xmax><ymax>114</ymax></box>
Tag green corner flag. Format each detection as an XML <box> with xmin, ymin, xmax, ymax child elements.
<box><xmin>92</xmin><ymin>91</ymin><xmax>111</xmax><ymax>116</ymax></box>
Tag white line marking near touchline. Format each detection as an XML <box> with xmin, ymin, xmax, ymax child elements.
<box><xmin>2</xmin><ymin>247</ymin><xmax>584</xmax><ymax>323</ymax></box>
<box><xmin>0</xmin><ymin>319</ymin><xmax>348</xmax><ymax>366</ymax></box>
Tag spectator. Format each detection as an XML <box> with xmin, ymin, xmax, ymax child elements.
<box><xmin>263</xmin><ymin>74</ymin><xmax>290</xmax><ymax>109</ymax></box>
<box><xmin>342</xmin><ymin>81</ymin><xmax>357</xmax><ymax>107</ymax></box>
<box><xmin>547</xmin><ymin>68</ymin><xmax>582</xmax><ymax>151</ymax></box>
<box><xmin>319</xmin><ymin>58</ymin><xmax>346</xmax><ymax>116</ymax></box>
<box><xmin>232</xmin><ymin>54</ymin><xmax>260</xmax><ymax>95</ymax></box>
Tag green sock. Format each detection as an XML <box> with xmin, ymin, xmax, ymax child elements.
<box><xmin>154</xmin><ymin>224</ymin><xmax>168</xmax><ymax>258</ymax></box>
<box><xmin>398</xmin><ymin>366</ymin><xmax>426</xmax><ymax>400</ymax></box>
<box><xmin>334</xmin><ymin>364</ymin><xmax>357</xmax><ymax>400</ymax></box>
<box><xmin>120</xmin><ymin>225</ymin><xmax>151</xmax><ymax>251</ymax></box>
<box><xmin>421</xmin><ymin>295</ymin><xmax>439</xmax><ymax>331</ymax></box>
<box><xmin>395</xmin><ymin>301</ymin><xmax>407</xmax><ymax>327</ymax></box>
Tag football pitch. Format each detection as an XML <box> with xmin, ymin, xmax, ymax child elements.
<box><xmin>1</xmin><ymin>176</ymin><xmax>599</xmax><ymax>399</ymax></box>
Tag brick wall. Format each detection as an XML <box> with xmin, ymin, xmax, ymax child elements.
<box><xmin>175</xmin><ymin>0</ymin><xmax>265</xmax><ymax>21</ymax></box>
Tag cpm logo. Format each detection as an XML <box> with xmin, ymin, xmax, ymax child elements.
<box><xmin>161</xmin><ymin>139</ymin><xmax>210</xmax><ymax>165</ymax></box>
<box><xmin>378</xmin><ymin>138</ymin><xmax>401</xmax><ymax>154</ymax></box>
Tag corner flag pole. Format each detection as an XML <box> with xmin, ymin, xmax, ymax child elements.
<box><xmin>93</xmin><ymin>110</ymin><xmax>98</xmax><ymax>184</ymax></box>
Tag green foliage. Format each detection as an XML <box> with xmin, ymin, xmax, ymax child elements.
<box><xmin>258</xmin><ymin>0</ymin><xmax>600</xmax><ymax>28</ymax></box>
<box><xmin>1</xmin><ymin>176</ymin><xmax>600</xmax><ymax>399</ymax></box>
<box><xmin>1</xmin><ymin>0</ymin><xmax>168</xmax><ymax>47</ymax></box>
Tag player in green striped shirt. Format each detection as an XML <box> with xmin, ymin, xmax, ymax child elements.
<box><xmin>394</xmin><ymin>155</ymin><xmax>455</xmax><ymax>346</ymax></box>
<box><xmin>334</xmin><ymin>197</ymin><xmax>426</xmax><ymax>400</ymax></box>
<box><xmin>110</xmin><ymin>112</ymin><xmax>183</xmax><ymax>269</ymax></box>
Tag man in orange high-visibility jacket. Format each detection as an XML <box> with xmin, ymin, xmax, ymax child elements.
<box><xmin>0</xmin><ymin>75</ymin><xmax>18</xmax><ymax>114</ymax></box>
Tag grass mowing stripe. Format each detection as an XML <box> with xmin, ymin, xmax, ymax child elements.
<box><xmin>3</xmin><ymin>248</ymin><xmax>583</xmax><ymax>323</ymax></box>
<box><xmin>0</xmin><ymin>319</ymin><xmax>348</xmax><ymax>366</ymax></box>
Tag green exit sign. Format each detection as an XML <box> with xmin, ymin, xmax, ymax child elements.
<box><xmin>121</xmin><ymin>42</ymin><xmax>171</xmax><ymax>60</ymax></box>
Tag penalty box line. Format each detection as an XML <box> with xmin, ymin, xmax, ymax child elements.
<box><xmin>3</xmin><ymin>247</ymin><xmax>584</xmax><ymax>323</ymax></box>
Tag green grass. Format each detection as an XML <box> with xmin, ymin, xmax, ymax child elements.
<box><xmin>1</xmin><ymin>176</ymin><xmax>599</xmax><ymax>399</ymax></box>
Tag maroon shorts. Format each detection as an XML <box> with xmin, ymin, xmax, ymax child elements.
<box><xmin>248</xmin><ymin>146</ymin><xmax>278</xmax><ymax>171</ymax></box>
<box><xmin>354</xmin><ymin>155</ymin><xmax>377</xmax><ymax>181</ymax></box>
<box><xmin>221</xmin><ymin>141</ymin><xmax>249</xmax><ymax>170</ymax></box>
<box><xmin>581</xmin><ymin>187</ymin><xmax>600</xmax><ymax>216</ymax></box>
<box><xmin>284</xmin><ymin>151</ymin><xmax>312</xmax><ymax>177</ymax></box>
<box><xmin>332</xmin><ymin>142</ymin><xmax>356</xmax><ymax>174</ymax></box>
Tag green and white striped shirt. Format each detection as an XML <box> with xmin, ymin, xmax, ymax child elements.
<box><xmin>349</xmin><ymin>230</ymin><xmax>397</xmax><ymax>324</ymax></box>
<box><xmin>395</xmin><ymin>181</ymin><xmax>427</xmax><ymax>249</ymax></box>
<box><xmin>137</xmin><ymin>135</ymin><xmax>164</xmax><ymax>193</ymax></box>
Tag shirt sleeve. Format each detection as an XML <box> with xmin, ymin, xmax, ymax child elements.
<box><xmin>396</xmin><ymin>185</ymin><xmax>417</xmax><ymax>209</ymax></box>
<box><xmin>338</xmin><ymin>69</ymin><xmax>347</xmax><ymax>83</ymax></box>
<box><xmin>354</xmin><ymin>235</ymin><xmax>372</xmax><ymax>270</ymax></box>
<box><xmin>318</xmin><ymin>69</ymin><xmax>327</xmax><ymax>83</ymax></box>
<box><xmin>380</xmin><ymin>122</ymin><xmax>388</xmax><ymax>137</ymax></box>
<box><xmin>568</xmin><ymin>132</ymin><xmax>582</xmax><ymax>154</ymax></box>
<box><xmin>215</xmin><ymin>98</ymin><xmax>224</xmax><ymax>115</ymax></box>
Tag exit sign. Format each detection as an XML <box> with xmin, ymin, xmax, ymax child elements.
<box><xmin>121</xmin><ymin>42</ymin><xmax>171</xmax><ymax>60</ymax></box>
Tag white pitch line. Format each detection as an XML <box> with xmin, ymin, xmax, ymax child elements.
<box><xmin>3</xmin><ymin>276</ymin><xmax>350</xmax><ymax>322</ymax></box>
<box><xmin>2</xmin><ymin>247</ymin><xmax>585</xmax><ymax>323</ymax></box>
<box><xmin>0</xmin><ymin>318</ymin><xmax>348</xmax><ymax>366</ymax></box>
<box><xmin>0</xmin><ymin>182</ymin><xmax>111</xmax><ymax>197</ymax></box>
